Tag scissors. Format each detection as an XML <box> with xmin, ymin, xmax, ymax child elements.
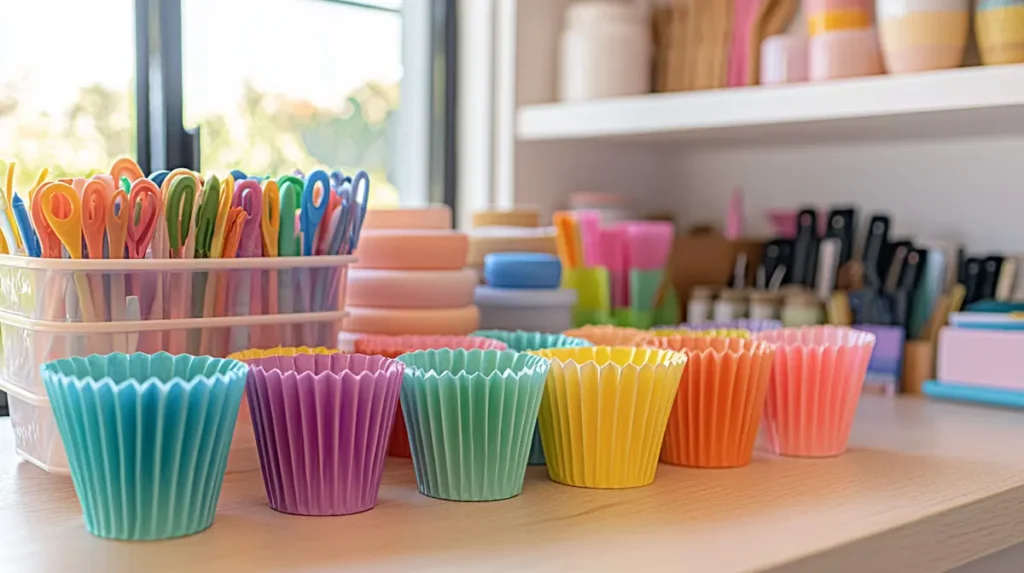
<box><xmin>194</xmin><ymin>175</ymin><xmax>220</xmax><ymax>259</ymax></box>
<box><xmin>277</xmin><ymin>175</ymin><xmax>303</xmax><ymax>257</ymax></box>
<box><xmin>149</xmin><ymin>170</ymin><xmax>170</xmax><ymax>188</ymax></box>
<box><xmin>82</xmin><ymin>179</ymin><xmax>110</xmax><ymax>319</ymax></box>
<box><xmin>230</xmin><ymin>170</ymin><xmax>247</xmax><ymax>181</ymax></box>
<box><xmin>32</xmin><ymin>182</ymin><xmax>66</xmax><ymax>258</ymax></box>
<box><xmin>110</xmin><ymin>158</ymin><xmax>145</xmax><ymax>186</ymax></box>
<box><xmin>12</xmin><ymin>195</ymin><xmax>39</xmax><ymax>257</ymax></box>
<box><xmin>261</xmin><ymin>179</ymin><xmax>280</xmax><ymax>257</ymax></box>
<box><xmin>39</xmin><ymin>182</ymin><xmax>99</xmax><ymax>322</ymax></box>
<box><xmin>165</xmin><ymin>175</ymin><xmax>197</xmax><ymax>258</ymax></box>
<box><xmin>347</xmin><ymin>170</ymin><xmax>371</xmax><ymax>253</ymax></box>
<box><xmin>0</xmin><ymin>188</ymin><xmax>21</xmax><ymax>255</ymax></box>
<box><xmin>300</xmin><ymin>169</ymin><xmax>330</xmax><ymax>257</ymax></box>
<box><xmin>232</xmin><ymin>179</ymin><xmax>264</xmax><ymax>257</ymax></box>
<box><xmin>126</xmin><ymin>179</ymin><xmax>162</xmax><ymax>259</ymax></box>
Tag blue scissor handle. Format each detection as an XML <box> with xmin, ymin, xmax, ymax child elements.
<box><xmin>347</xmin><ymin>170</ymin><xmax>371</xmax><ymax>253</ymax></box>
<box><xmin>148</xmin><ymin>170</ymin><xmax>170</xmax><ymax>187</ymax></box>
<box><xmin>230</xmin><ymin>170</ymin><xmax>248</xmax><ymax>181</ymax></box>
<box><xmin>301</xmin><ymin>169</ymin><xmax>331</xmax><ymax>256</ymax></box>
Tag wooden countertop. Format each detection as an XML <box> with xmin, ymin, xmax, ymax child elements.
<box><xmin>3</xmin><ymin>395</ymin><xmax>1024</xmax><ymax>573</ymax></box>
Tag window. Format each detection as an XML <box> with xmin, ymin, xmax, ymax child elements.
<box><xmin>0</xmin><ymin>0</ymin><xmax>136</xmax><ymax>193</ymax></box>
<box><xmin>181</xmin><ymin>0</ymin><xmax>408</xmax><ymax>207</ymax></box>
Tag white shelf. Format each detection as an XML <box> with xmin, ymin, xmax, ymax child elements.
<box><xmin>517</xmin><ymin>65</ymin><xmax>1024</xmax><ymax>146</ymax></box>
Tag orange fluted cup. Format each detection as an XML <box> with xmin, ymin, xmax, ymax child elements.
<box><xmin>645</xmin><ymin>335</ymin><xmax>775</xmax><ymax>468</ymax></box>
<box><xmin>353</xmin><ymin>334</ymin><xmax>508</xmax><ymax>457</ymax></box>
<box><xmin>755</xmin><ymin>326</ymin><xmax>875</xmax><ymax>457</ymax></box>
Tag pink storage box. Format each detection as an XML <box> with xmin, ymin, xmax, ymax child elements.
<box><xmin>936</xmin><ymin>327</ymin><xmax>1024</xmax><ymax>391</ymax></box>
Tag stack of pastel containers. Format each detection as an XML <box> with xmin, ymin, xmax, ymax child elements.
<box><xmin>342</xmin><ymin>206</ymin><xmax>479</xmax><ymax>336</ymax></box>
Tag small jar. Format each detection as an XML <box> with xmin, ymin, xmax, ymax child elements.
<box><xmin>748</xmin><ymin>291</ymin><xmax>781</xmax><ymax>321</ymax></box>
<box><xmin>559</xmin><ymin>1</ymin><xmax>652</xmax><ymax>101</ymax></box>
<box><xmin>687</xmin><ymin>286</ymin><xmax>714</xmax><ymax>323</ymax></box>
<box><xmin>781</xmin><ymin>291</ymin><xmax>825</xmax><ymax>327</ymax></box>
<box><xmin>713</xmin><ymin>289</ymin><xmax>748</xmax><ymax>322</ymax></box>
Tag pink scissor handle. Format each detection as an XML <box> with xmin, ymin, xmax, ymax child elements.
<box><xmin>126</xmin><ymin>179</ymin><xmax>162</xmax><ymax>259</ymax></box>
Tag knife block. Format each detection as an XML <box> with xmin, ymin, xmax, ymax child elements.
<box><xmin>668</xmin><ymin>232</ymin><xmax>765</xmax><ymax>321</ymax></box>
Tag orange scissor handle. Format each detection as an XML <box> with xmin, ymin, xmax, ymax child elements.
<box><xmin>81</xmin><ymin>179</ymin><xmax>108</xmax><ymax>259</ymax></box>
<box><xmin>261</xmin><ymin>179</ymin><xmax>280</xmax><ymax>257</ymax></box>
<box><xmin>106</xmin><ymin>188</ymin><xmax>129</xmax><ymax>259</ymax></box>
<box><xmin>39</xmin><ymin>182</ymin><xmax>83</xmax><ymax>259</ymax></box>
<box><xmin>110</xmin><ymin>157</ymin><xmax>145</xmax><ymax>186</ymax></box>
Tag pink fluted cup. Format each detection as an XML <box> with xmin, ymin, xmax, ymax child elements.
<box><xmin>756</xmin><ymin>326</ymin><xmax>875</xmax><ymax>457</ymax></box>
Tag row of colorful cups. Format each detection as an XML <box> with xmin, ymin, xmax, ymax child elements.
<box><xmin>40</xmin><ymin>322</ymin><xmax>875</xmax><ymax>541</ymax></box>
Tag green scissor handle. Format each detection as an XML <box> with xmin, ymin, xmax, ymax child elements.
<box><xmin>277</xmin><ymin>174</ymin><xmax>303</xmax><ymax>257</ymax></box>
<box><xmin>194</xmin><ymin>174</ymin><xmax>220</xmax><ymax>259</ymax></box>
<box><xmin>165</xmin><ymin>175</ymin><xmax>196</xmax><ymax>254</ymax></box>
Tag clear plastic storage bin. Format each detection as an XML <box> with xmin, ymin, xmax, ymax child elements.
<box><xmin>0</xmin><ymin>254</ymin><xmax>352</xmax><ymax>321</ymax></box>
<box><xmin>0</xmin><ymin>311</ymin><xmax>347</xmax><ymax>474</ymax></box>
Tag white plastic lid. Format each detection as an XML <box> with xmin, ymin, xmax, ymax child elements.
<box><xmin>474</xmin><ymin>286</ymin><xmax>577</xmax><ymax>308</ymax></box>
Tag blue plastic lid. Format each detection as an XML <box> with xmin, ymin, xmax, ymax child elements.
<box><xmin>483</xmin><ymin>252</ymin><xmax>561</xmax><ymax>289</ymax></box>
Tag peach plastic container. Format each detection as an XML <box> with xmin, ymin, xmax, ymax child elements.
<box><xmin>756</xmin><ymin>326</ymin><xmax>875</xmax><ymax>457</ymax></box>
<box><xmin>350</xmin><ymin>334</ymin><xmax>508</xmax><ymax>458</ymax></box>
<box><xmin>362</xmin><ymin>206</ymin><xmax>453</xmax><ymax>230</ymax></box>
<box><xmin>646</xmin><ymin>336</ymin><xmax>776</xmax><ymax>468</ymax></box>
<box><xmin>352</xmin><ymin>229</ymin><xmax>469</xmax><ymax>270</ymax></box>
<box><xmin>809</xmin><ymin>28</ymin><xmax>884</xmax><ymax>80</ymax></box>
<box><xmin>760</xmin><ymin>35</ymin><xmax>809</xmax><ymax>84</ymax></box>
<box><xmin>346</xmin><ymin>268</ymin><xmax>478</xmax><ymax>309</ymax></box>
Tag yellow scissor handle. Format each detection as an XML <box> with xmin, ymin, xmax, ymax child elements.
<box><xmin>261</xmin><ymin>179</ymin><xmax>280</xmax><ymax>257</ymax></box>
<box><xmin>39</xmin><ymin>181</ymin><xmax>83</xmax><ymax>259</ymax></box>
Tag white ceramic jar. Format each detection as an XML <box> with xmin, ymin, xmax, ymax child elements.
<box><xmin>559</xmin><ymin>1</ymin><xmax>651</xmax><ymax>101</ymax></box>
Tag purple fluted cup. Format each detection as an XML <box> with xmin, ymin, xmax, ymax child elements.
<box><xmin>246</xmin><ymin>353</ymin><xmax>404</xmax><ymax>516</ymax></box>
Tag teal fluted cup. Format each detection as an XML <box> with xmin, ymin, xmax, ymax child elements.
<box><xmin>397</xmin><ymin>348</ymin><xmax>550</xmax><ymax>501</ymax></box>
<box><xmin>42</xmin><ymin>352</ymin><xmax>248</xmax><ymax>541</ymax></box>
<box><xmin>473</xmin><ymin>330</ymin><xmax>593</xmax><ymax>465</ymax></box>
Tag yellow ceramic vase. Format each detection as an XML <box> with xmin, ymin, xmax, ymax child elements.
<box><xmin>529</xmin><ymin>346</ymin><xmax>687</xmax><ymax>489</ymax></box>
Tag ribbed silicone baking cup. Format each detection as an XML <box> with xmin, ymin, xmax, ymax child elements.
<box><xmin>645</xmin><ymin>336</ymin><xmax>775</xmax><ymax>468</ymax></box>
<box><xmin>528</xmin><ymin>346</ymin><xmax>687</xmax><ymax>489</ymax></box>
<box><xmin>354</xmin><ymin>334</ymin><xmax>509</xmax><ymax>459</ymax></box>
<box><xmin>41</xmin><ymin>352</ymin><xmax>248</xmax><ymax>540</ymax></box>
<box><xmin>227</xmin><ymin>346</ymin><xmax>337</xmax><ymax>362</ymax></box>
<box><xmin>670</xmin><ymin>319</ymin><xmax>783</xmax><ymax>333</ymax></box>
<box><xmin>473</xmin><ymin>329</ymin><xmax>594</xmax><ymax>465</ymax></box>
<box><xmin>396</xmin><ymin>348</ymin><xmax>549</xmax><ymax>501</ymax></box>
<box><xmin>246</xmin><ymin>352</ymin><xmax>404</xmax><ymax>516</ymax></box>
<box><xmin>755</xmin><ymin>326</ymin><xmax>875</xmax><ymax>457</ymax></box>
<box><xmin>643</xmin><ymin>328</ymin><xmax>750</xmax><ymax>339</ymax></box>
<box><xmin>562</xmin><ymin>325</ymin><xmax>646</xmax><ymax>346</ymax></box>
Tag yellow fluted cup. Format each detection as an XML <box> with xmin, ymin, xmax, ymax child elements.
<box><xmin>227</xmin><ymin>346</ymin><xmax>337</xmax><ymax>362</ymax></box>
<box><xmin>528</xmin><ymin>346</ymin><xmax>687</xmax><ymax>489</ymax></box>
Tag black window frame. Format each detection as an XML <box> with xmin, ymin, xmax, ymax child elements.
<box><xmin>134</xmin><ymin>0</ymin><xmax>456</xmax><ymax>211</ymax></box>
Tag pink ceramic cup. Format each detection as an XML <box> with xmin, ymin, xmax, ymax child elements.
<box><xmin>809</xmin><ymin>28</ymin><xmax>884</xmax><ymax>80</ymax></box>
<box><xmin>756</xmin><ymin>326</ymin><xmax>875</xmax><ymax>457</ymax></box>
<box><xmin>760</xmin><ymin>35</ymin><xmax>810</xmax><ymax>84</ymax></box>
